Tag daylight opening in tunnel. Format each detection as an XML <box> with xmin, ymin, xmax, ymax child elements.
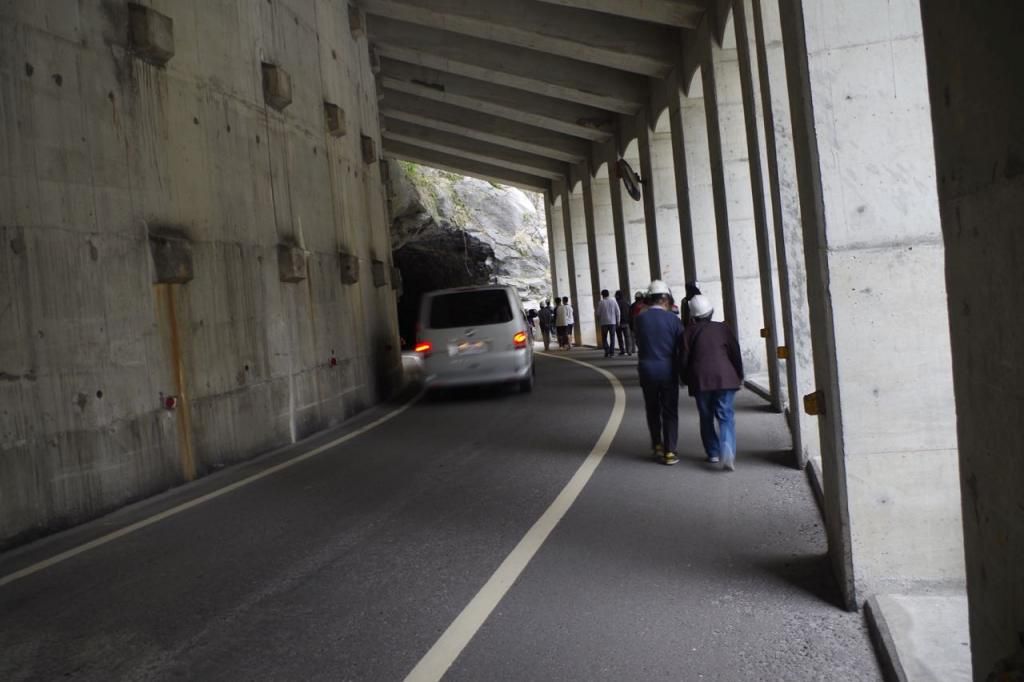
<box><xmin>385</xmin><ymin>160</ymin><xmax>552</xmax><ymax>347</ymax></box>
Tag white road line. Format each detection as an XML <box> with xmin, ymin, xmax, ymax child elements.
<box><xmin>404</xmin><ymin>352</ymin><xmax>626</xmax><ymax>682</ymax></box>
<box><xmin>0</xmin><ymin>393</ymin><xmax>422</xmax><ymax>589</ymax></box>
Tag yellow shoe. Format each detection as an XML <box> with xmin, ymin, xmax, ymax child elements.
<box><xmin>662</xmin><ymin>452</ymin><xmax>679</xmax><ymax>466</ymax></box>
<box><xmin>653</xmin><ymin>444</ymin><xmax>665</xmax><ymax>460</ymax></box>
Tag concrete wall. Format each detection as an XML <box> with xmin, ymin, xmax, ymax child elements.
<box><xmin>920</xmin><ymin>2</ymin><xmax>1024</xmax><ymax>675</ymax></box>
<box><xmin>0</xmin><ymin>0</ymin><xmax>398</xmax><ymax>547</ymax></box>
<box><xmin>781</xmin><ymin>0</ymin><xmax>963</xmax><ymax>605</ymax></box>
<box><xmin>650</xmin><ymin>117</ymin><xmax>685</xmax><ymax>296</ymax></box>
<box><xmin>590</xmin><ymin>170</ymin><xmax>623</xmax><ymax>297</ymax></box>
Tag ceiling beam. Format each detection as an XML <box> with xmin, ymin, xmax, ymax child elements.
<box><xmin>360</xmin><ymin>0</ymin><xmax>678</xmax><ymax>77</ymax></box>
<box><xmin>534</xmin><ymin>0</ymin><xmax>705</xmax><ymax>28</ymax></box>
<box><xmin>384</xmin><ymin>140</ymin><xmax>551</xmax><ymax>194</ymax></box>
<box><xmin>380</xmin><ymin>90</ymin><xmax>592</xmax><ymax>163</ymax></box>
<box><xmin>382</xmin><ymin>117</ymin><xmax>570</xmax><ymax>180</ymax></box>
<box><xmin>368</xmin><ymin>16</ymin><xmax>647</xmax><ymax>114</ymax></box>
<box><xmin>380</xmin><ymin>59</ymin><xmax>614</xmax><ymax>142</ymax></box>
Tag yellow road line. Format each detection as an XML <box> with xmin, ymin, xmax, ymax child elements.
<box><xmin>0</xmin><ymin>393</ymin><xmax>422</xmax><ymax>589</ymax></box>
<box><xmin>404</xmin><ymin>352</ymin><xmax>626</xmax><ymax>682</ymax></box>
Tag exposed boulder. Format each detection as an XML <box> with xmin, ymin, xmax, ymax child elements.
<box><xmin>387</xmin><ymin>160</ymin><xmax>550</xmax><ymax>343</ymax></box>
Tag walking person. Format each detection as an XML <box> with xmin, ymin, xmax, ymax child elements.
<box><xmin>538</xmin><ymin>300</ymin><xmax>554</xmax><ymax>351</ymax></box>
<box><xmin>614</xmin><ymin>290</ymin><xmax>634</xmax><ymax>356</ymax></box>
<box><xmin>554</xmin><ymin>298</ymin><xmax>569</xmax><ymax>350</ymax></box>
<box><xmin>562</xmin><ymin>296</ymin><xmax>575</xmax><ymax>347</ymax></box>
<box><xmin>633</xmin><ymin>280</ymin><xmax>684</xmax><ymax>466</ymax></box>
<box><xmin>596</xmin><ymin>289</ymin><xmax>620</xmax><ymax>357</ymax></box>
<box><xmin>679</xmin><ymin>295</ymin><xmax>744</xmax><ymax>471</ymax></box>
<box><xmin>681</xmin><ymin>281</ymin><xmax>702</xmax><ymax>327</ymax></box>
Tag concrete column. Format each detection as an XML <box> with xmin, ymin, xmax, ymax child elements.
<box><xmin>921</xmin><ymin>3</ymin><xmax>1024</xmax><ymax>675</ymax></box>
<box><xmin>579</xmin><ymin>164</ymin><xmax>601</xmax><ymax>346</ymax></box>
<box><xmin>636</xmin><ymin>113</ymin><xmax>662</xmax><ymax>281</ymax></box>
<box><xmin>621</xmin><ymin>140</ymin><xmax>651</xmax><ymax>293</ymax></box>
<box><xmin>682</xmin><ymin>73</ymin><xmax>724</xmax><ymax>309</ymax></box>
<box><xmin>567</xmin><ymin>177</ymin><xmax>595</xmax><ymax>346</ymax></box>
<box><xmin>558</xmin><ymin>181</ymin><xmax>582</xmax><ymax>347</ymax></box>
<box><xmin>708</xmin><ymin>20</ymin><xmax>771</xmax><ymax>389</ymax></box>
<box><xmin>545</xmin><ymin>191</ymin><xmax>562</xmax><ymax>300</ymax></box>
<box><xmin>590</xmin><ymin>166</ymin><xmax>624</xmax><ymax>302</ymax></box>
<box><xmin>733</xmin><ymin>0</ymin><xmax>782</xmax><ymax>411</ymax></box>
<box><xmin>665</xmin><ymin>84</ymin><xmax>698</xmax><ymax>285</ymax></box>
<box><xmin>701</xmin><ymin>46</ymin><xmax>739</xmax><ymax>333</ymax></box>
<box><xmin>600</xmin><ymin>140</ymin><xmax>632</xmax><ymax>297</ymax></box>
<box><xmin>749</xmin><ymin>0</ymin><xmax>819</xmax><ymax>467</ymax></box>
<box><xmin>780</xmin><ymin>0</ymin><xmax>963</xmax><ymax>608</ymax></box>
<box><xmin>651</xmin><ymin>113</ymin><xmax>685</xmax><ymax>295</ymax></box>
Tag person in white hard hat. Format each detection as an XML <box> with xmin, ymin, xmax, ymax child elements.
<box><xmin>633</xmin><ymin>280</ymin><xmax>684</xmax><ymax>465</ymax></box>
<box><xmin>679</xmin><ymin>295</ymin><xmax>744</xmax><ymax>471</ymax></box>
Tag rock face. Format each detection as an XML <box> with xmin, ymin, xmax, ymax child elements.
<box><xmin>387</xmin><ymin>160</ymin><xmax>550</xmax><ymax>342</ymax></box>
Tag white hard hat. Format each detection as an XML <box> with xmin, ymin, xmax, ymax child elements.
<box><xmin>648</xmin><ymin>279</ymin><xmax>671</xmax><ymax>296</ymax></box>
<box><xmin>688</xmin><ymin>294</ymin><xmax>713</xmax><ymax>319</ymax></box>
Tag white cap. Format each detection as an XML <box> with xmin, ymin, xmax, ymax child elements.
<box><xmin>647</xmin><ymin>279</ymin><xmax>671</xmax><ymax>296</ymax></box>
<box><xmin>688</xmin><ymin>294</ymin><xmax>713</xmax><ymax>319</ymax></box>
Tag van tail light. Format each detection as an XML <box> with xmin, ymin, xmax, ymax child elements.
<box><xmin>414</xmin><ymin>341</ymin><xmax>432</xmax><ymax>355</ymax></box>
<box><xmin>513</xmin><ymin>331</ymin><xmax>528</xmax><ymax>349</ymax></box>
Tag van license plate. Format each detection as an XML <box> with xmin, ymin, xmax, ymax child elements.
<box><xmin>450</xmin><ymin>340</ymin><xmax>488</xmax><ymax>356</ymax></box>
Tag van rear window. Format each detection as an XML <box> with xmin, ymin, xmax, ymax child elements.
<box><xmin>429</xmin><ymin>290</ymin><xmax>513</xmax><ymax>328</ymax></box>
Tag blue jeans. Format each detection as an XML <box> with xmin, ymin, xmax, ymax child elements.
<box><xmin>694</xmin><ymin>390</ymin><xmax>737</xmax><ymax>461</ymax></box>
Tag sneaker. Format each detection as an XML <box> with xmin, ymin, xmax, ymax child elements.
<box><xmin>653</xmin><ymin>444</ymin><xmax>665</xmax><ymax>460</ymax></box>
<box><xmin>723</xmin><ymin>454</ymin><xmax>736</xmax><ymax>471</ymax></box>
<box><xmin>708</xmin><ymin>456</ymin><xmax>720</xmax><ymax>464</ymax></box>
<box><xmin>662</xmin><ymin>452</ymin><xmax>679</xmax><ymax>466</ymax></box>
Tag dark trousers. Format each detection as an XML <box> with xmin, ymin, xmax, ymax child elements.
<box><xmin>540</xmin><ymin>326</ymin><xmax>551</xmax><ymax>351</ymax></box>
<box><xmin>601</xmin><ymin>325</ymin><xmax>616</xmax><ymax>356</ymax></box>
<box><xmin>641</xmin><ymin>378</ymin><xmax>679</xmax><ymax>453</ymax></box>
<box><xmin>616</xmin><ymin>324</ymin><xmax>634</xmax><ymax>355</ymax></box>
<box><xmin>556</xmin><ymin>325</ymin><xmax>569</xmax><ymax>348</ymax></box>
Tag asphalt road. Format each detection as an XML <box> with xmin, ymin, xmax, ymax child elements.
<box><xmin>0</xmin><ymin>350</ymin><xmax>881</xmax><ymax>681</ymax></box>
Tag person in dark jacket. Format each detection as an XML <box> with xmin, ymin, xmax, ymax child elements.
<box><xmin>614</xmin><ymin>290</ymin><xmax>634</xmax><ymax>356</ymax></box>
<box><xmin>680</xmin><ymin>294</ymin><xmax>744</xmax><ymax>471</ymax></box>
<box><xmin>681</xmin><ymin>281</ymin><xmax>702</xmax><ymax>327</ymax></box>
<box><xmin>634</xmin><ymin>280</ymin><xmax>684</xmax><ymax>466</ymax></box>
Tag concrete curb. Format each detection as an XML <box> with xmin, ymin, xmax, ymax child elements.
<box><xmin>865</xmin><ymin>596</ymin><xmax>910</xmax><ymax>682</ymax></box>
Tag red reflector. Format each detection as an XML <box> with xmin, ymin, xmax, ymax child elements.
<box><xmin>513</xmin><ymin>331</ymin><xmax>528</xmax><ymax>348</ymax></box>
<box><xmin>414</xmin><ymin>342</ymin><xmax>432</xmax><ymax>353</ymax></box>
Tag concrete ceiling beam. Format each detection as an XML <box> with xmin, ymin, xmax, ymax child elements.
<box><xmin>367</xmin><ymin>16</ymin><xmax>647</xmax><ymax>114</ymax></box>
<box><xmin>381</xmin><ymin>117</ymin><xmax>570</xmax><ymax>180</ymax></box>
<box><xmin>380</xmin><ymin>59</ymin><xmax>615</xmax><ymax>142</ymax></box>
<box><xmin>380</xmin><ymin>90</ymin><xmax>592</xmax><ymax>163</ymax></box>
<box><xmin>360</xmin><ymin>0</ymin><xmax>678</xmax><ymax>77</ymax></box>
<box><xmin>534</xmin><ymin>0</ymin><xmax>705</xmax><ymax>28</ymax></box>
<box><xmin>383</xmin><ymin>140</ymin><xmax>551</xmax><ymax>194</ymax></box>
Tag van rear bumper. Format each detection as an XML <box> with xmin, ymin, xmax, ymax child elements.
<box><xmin>423</xmin><ymin>351</ymin><xmax>532</xmax><ymax>388</ymax></box>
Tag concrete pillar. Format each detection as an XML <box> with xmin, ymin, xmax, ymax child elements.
<box><xmin>749</xmin><ymin>0</ymin><xmax>819</xmax><ymax>467</ymax></box>
<box><xmin>558</xmin><ymin>181</ymin><xmax>583</xmax><ymax>347</ymax></box>
<box><xmin>545</xmin><ymin>191</ymin><xmax>563</xmax><ymax>300</ymax></box>
<box><xmin>621</xmin><ymin>140</ymin><xmax>651</xmax><ymax>293</ymax></box>
<box><xmin>701</xmin><ymin>47</ymin><xmax>740</xmax><ymax>333</ymax></box>
<box><xmin>665</xmin><ymin>83</ymin><xmax>698</xmax><ymax>286</ymax></box>
<box><xmin>600</xmin><ymin>140</ymin><xmax>632</xmax><ymax>297</ymax></box>
<box><xmin>579</xmin><ymin>164</ymin><xmax>601</xmax><ymax>346</ymax></box>
<box><xmin>590</xmin><ymin>165</ymin><xmax>624</xmax><ymax>302</ymax></box>
<box><xmin>920</xmin><ymin>3</ymin><xmax>1024</xmax><ymax>675</ymax></box>
<box><xmin>780</xmin><ymin>0</ymin><xmax>963</xmax><ymax>608</ymax></box>
<box><xmin>682</xmin><ymin>72</ymin><xmax>724</xmax><ymax>309</ymax></box>
<box><xmin>636</xmin><ymin>112</ymin><xmax>662</xmax><ymax>281</ymax></box>
<box><xmin>567</xmin><ymin>176</ymin><xmax>596</xmax><ymax>346</ymax></box>
<box><xmin>650</xmin><ymin>112</ymin><xmax>685</xmax><ymax>296</ymax></box>
<box><xmin>733</xmin><ymin>0</ymin><xmax>782</xmax><ymax>411</ymax></box>
<box><xmin>708</xmin><ymin>19</ymin><xmax>771</xmax><ymax>390</ymax></box>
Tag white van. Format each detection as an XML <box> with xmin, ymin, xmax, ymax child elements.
<box><xmin>415</xmin><ymin>285</ymin><xmax>535</xmax><ymax>392</ymax></box>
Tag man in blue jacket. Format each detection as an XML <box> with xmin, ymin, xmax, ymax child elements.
<box><xmin>633</xmin><ymin>280</ymin><xmax>684</xmax><ymax>466</ymax></box>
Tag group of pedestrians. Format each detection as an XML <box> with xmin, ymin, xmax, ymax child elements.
<box><xmin>536</xmin><ymin>297</ymin><xmax>575</xmax><ymax>351</ymax></box>
<box><xmin>633</xmin><ymin>280</ymin><xmax>744</xmax><ymax>471</ymax></box>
